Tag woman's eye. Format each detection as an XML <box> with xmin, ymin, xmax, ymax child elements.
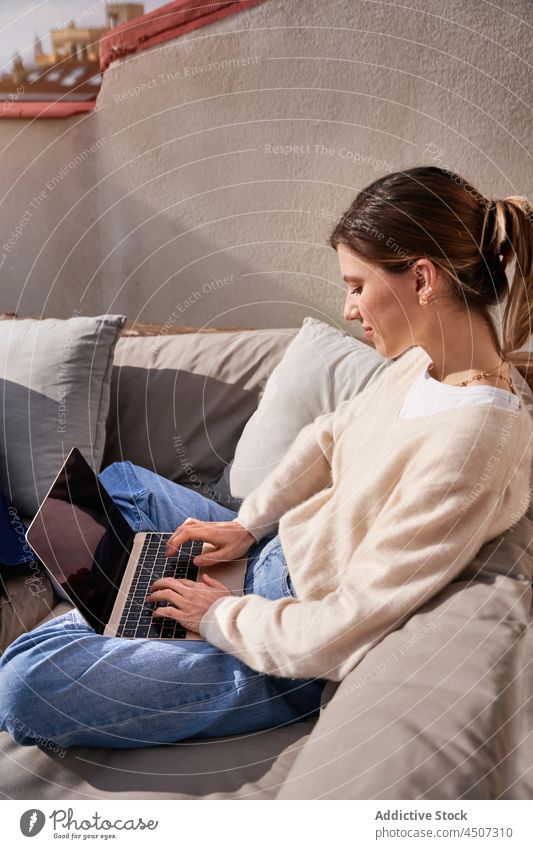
<box><xmin>349</xmin><ymin>287</ymin><xmax>361</xmax><ymax>295</ymax></box>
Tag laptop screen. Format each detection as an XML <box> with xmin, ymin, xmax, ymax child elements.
<box><xmin>26</xmin><ymin>448</ymin><xmax>135</xmax><ymax>633</ymax></box>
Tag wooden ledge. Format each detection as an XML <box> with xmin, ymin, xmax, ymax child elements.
<box><xmin>0</xmin><ymin>313</ymin><xmax>253</xmax><ymax>336</ymax></box>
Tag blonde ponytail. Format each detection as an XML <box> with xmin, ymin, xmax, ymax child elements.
<box><xmin>499</xmin><ymin>195</ymin><xmax>533</xmax><ymax>374</ymax></box>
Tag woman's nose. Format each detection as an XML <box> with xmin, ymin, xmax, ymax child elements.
<box><xmin>344</xmin><ymin>303</ymin><xmax>360</xmax><ymax>322</ymax></box>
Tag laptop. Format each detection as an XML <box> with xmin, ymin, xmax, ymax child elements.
<box><xmin>25</xmin><ymin>447</ymin><xmax>247</xmax><ymax>640</ymax></box>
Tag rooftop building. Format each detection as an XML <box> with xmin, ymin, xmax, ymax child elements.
<box><xmin>0</xmin><ymin>3</ymin><xmax>145</xmax><ymax>102</ymax></box>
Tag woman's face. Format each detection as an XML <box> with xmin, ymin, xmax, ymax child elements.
<box><xmin>337</xmin><ymin>243</ymin><xmax>418</xmax><ymax>358</ymax></box>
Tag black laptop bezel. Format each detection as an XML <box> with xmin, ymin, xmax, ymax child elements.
<box><xmin>25</xmin><ymin>447</ymin><xmax>136</xmax><ymax>634</ymax></box>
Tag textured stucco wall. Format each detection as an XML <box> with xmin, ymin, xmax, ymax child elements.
<box><xmin>0</xmin><ymin>0</ymin><xmax>531</xmax><ymax>339</ymax></box>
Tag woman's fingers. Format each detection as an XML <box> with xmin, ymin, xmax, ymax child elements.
<box><xmin>151</xmin><ymin>605</ymin><xmax>181</xmax><ymax>621</ymax></box>
<box><xmin>148</xmin><ymin>577</ymin><xmax>195</xmax><ymax>594</ymax></box>
<box><xmin>165</xmin><ymin>523</ymin><xmax>206</xmax><ymax>556</ymax></box>
<box><xmin>165</xmin><ymin>518</ymin><xmax>229</xmax><ymax>556</ymax></box>
<box><xmin>146</xmin><ymin>588</ymin><xmax>181</xmax><ymax>603</ymax></box>
<box><xmin>164</xmin><ymin>518</ymin><xmax>255</xmax><ymax>562</ymax></box>
<box><xmin>145</xmin><ymin>576</ymin><xmax>233</xmax><ymax>632</ymax></box>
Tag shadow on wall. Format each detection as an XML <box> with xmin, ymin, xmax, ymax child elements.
<box><xmin>4</xmin><ymin>155</ymin><xmax>346</xmax><ymax>332</ymax></box>
<box><xmin>87</xmin><ymin>157</ymin><xmax>345</xmax><ymax>331</ymax></box>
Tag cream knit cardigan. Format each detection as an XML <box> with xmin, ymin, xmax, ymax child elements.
<box><xmin>199</xmin><ymin>346</ymin><xmax>533</xmax><ymax>681</ymax></box>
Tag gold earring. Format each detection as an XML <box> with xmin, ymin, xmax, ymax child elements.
<box><xmin>419</xmin><ymin>287</ymin><xmax>437</xmax><ymax>306</ymax></box>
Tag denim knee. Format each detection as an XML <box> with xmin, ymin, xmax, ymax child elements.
<box><xmin>0</xmin><ymin>615</ymin><xmax>82</xmax><ymax>747</ymax></box>
<box><xmin>0</xmin><ymin>648</ymin><xmax>52</xmax><ymax>746</ymax></box>
<box><xmin>98</xmin><ymin>460</ymin><xmax>141</xmax><ymax>494</ymax></box>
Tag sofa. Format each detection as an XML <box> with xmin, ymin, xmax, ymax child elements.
<box><xmin>1</xmin><ymin>314</ymin><xmax>533</xmax><ymax>800</ymax></box>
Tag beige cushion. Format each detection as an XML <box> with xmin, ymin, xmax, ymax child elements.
<box><xmin>278</xmin><ymin>503</ymin><xmax>533</xmax><ymax>799</ymax></box>
<box><xmin>0</xmin><ymin>315</ymin><xmax>125</xmax><ymax>516</ymax></box>
<box><xmin>102</xmin><ymin>329</ymin><xmax>296</xmax><ymax>485</ymax></box>
<box><xmin>0</xmin><ymin>712</ymin><xmax>314</xmax><ymax>799</ymax></box>
<box><xmin>229</xmin><ymin>317</ymin><xmax>386</xmax><ymax>498</ymax></box>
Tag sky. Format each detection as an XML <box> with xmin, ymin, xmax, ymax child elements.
<box><xmin>0</xmin><ymin>1</ymin><xmax>163</xmax><ymax>73</ymax></box>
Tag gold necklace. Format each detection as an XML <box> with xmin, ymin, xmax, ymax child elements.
<box><xmin>428</xmin><ymin>360</ymin><xmax>516</xmax><ymax>394</ymax></box>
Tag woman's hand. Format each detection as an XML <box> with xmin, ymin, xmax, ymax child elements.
<box><xmin>146</xmin><ymin>573</ymin><xmax>232</xmax><ymax>633</ymax></box>
<box><xmin>165</xmin><ymin>517</ymin><xmax>256</xmax><ymax>567</ymax></box>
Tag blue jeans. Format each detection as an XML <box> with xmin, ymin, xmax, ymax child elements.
<box><xmin>0</xmin><ymin>462</ymin><xmax>325</xmax><ymax>749</ymax></box>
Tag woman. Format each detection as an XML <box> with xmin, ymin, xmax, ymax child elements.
<box><xmin>1</xmin><ymin>165</ymin><xmax>532</xmax><ymax>750</ymax></box>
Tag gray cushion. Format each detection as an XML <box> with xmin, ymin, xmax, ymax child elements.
<box><xmin>0</xmin><ymin>315</ymin><xmax>125</xmax><ymax>516</ymax></box>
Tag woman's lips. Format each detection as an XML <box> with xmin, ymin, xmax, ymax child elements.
<box><xmin>364</xmin><ymin>328</ymin><xmax>374</xmax><ymax>337</ymax></box>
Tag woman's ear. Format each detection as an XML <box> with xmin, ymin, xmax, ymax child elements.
<box><xmin>412</xmin><ymin>258</ymin><xmax>438</xmax><ymax>297</ymax></box>
<box><xmin>414</xmin><ymin>266</ymin><xmax>425</xmax><ymax>295</ymax></box>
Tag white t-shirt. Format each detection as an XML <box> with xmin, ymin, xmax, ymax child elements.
<box><xmin>398</xmin><ymin>363</ymin><xmax>521</xmax><ymax>419</ymax></box>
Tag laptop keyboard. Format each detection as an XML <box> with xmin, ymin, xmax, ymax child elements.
<box><xmin>116</xmin><ymin>533</ymin><xmax>204</xmax><ymax>640</ymax></box>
